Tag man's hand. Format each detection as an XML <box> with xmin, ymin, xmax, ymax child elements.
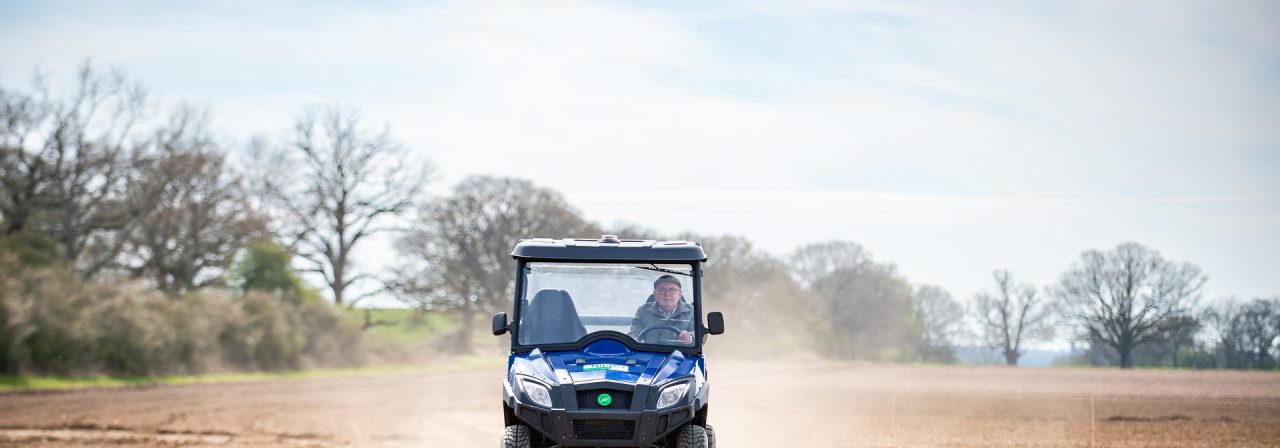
<box><xmin>677</xmin><ymin>331</ymin><xmax>693</xmax><ymax>344</ymax></box>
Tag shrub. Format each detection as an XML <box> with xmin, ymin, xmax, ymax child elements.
<box><xmin>230</xmin><ymin>239</ymin><xmax>304</xmax><ymax>294</ymax></box>
<box><xmin>0</xmin><ymin>251</ymin><xmax>94</xmax><ymax>374</ymax></box>
<box><xmin>0</xmin><ymin>248</ymin><xmax>364</xmax><ymax>375</ymax></box>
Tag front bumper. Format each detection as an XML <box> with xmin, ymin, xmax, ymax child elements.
<box><xmin>514</xmin><ymin>403</ymin><xmax>696</xmax><ymax>447</ymax></box>
<box><xmin>505</xmin><ymin>380</ymin><xmax>699</xmax><ymax>447</ymax></box>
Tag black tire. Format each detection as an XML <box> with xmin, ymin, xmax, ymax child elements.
<box><xmin>676</xmin><ymin>424</ymin><xmax>709</xmax><ymax>448</ymax></box>
<box><xmin>704</xmin><ymin>424</ymin><xmax>716</xmax><ymax>448</ymax></box>
<box><xmin>502</xmin><ymin>425</ymin><xmax>532</xmax><ymax>448</ymax></box>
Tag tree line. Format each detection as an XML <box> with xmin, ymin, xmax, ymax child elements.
<box><xmin>972</xmin><ymin>245</ymin><xmax>1278</xmax><ymax>369</ymax></box>
<box><xmin>2</xmin><ymin>63</ymin><xmax>1275</xmax><ymax>374</ymax></box>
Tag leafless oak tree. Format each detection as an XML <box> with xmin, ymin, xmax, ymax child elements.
<box><xmin>1235</xmin><ymin>298</ymin><xmax>1280</xmax><ymax>369</ymax></box>
<box><xmin>912</xmin><ymin>285</ymin><xmax>965</xmax><ymax>363</ymax></box>
<box><xmin>1203</xmin><ymin>300</ymin><xmax>1245</xmax><ymax>368</ymax></box>
<box><xmin>973</xmin><ymin>270</ymin><xmax>1053</xmax><ymax>366</ymax></box>
<box><xmin>791</xmin><ymin>241</ymin><xmax>915</xmax><ymax>360</ymax></box>
<box><xmin>125</xmin><ymin>106</ymin><xmax>265</xmax><ymax>294</ymax></box>
<box><xmin>1153</xmin><ymin>314</ymin><xmax>1200</xmax><ymax>368</ymax></box>
<box><xmin>1054</xmin><ymin>242</ymin><xmax>1206</xmax><ymax>368</ymax></box>
<box><xmin>257</xmin><ymin>105</ymin><xmax>432</xmax><ymax>306</ymax></box>
<box><xmin>674</xmin><ymin>233</ymin><xmax>817</xmax><ymax>355</ymax></box>
<box><xmin>1204</xmin><ymin>297</ymin><xmax>1280</xmax><ymax>369</ymax></box>
<box><xmin>390</xmin><ymin>175</ymin><xmax>596</xmax><ymax>352</ymax></box>
<box><xmin>1</xmin><ymin>83</ymin><xmax>50</xmax><ymax>235</ymax></box>
<box><xmin>678</xmin><ymin>233</ymin><xmax>787</xmax><ymax>287</ymax></box>
<box><xmin>0</xmin><ymin>63</ymin><xmax>149</xmax><ymax>277</ymax></box>
<box><xmin>788</xmin><ymin>240</ymin><xmax>871</xmax><ymax>288</ymax></box>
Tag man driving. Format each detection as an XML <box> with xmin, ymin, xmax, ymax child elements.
<box><xmin>629</xmin><ymin>275</ymin><xmax>694</xmax><ymax>344</ymax></box>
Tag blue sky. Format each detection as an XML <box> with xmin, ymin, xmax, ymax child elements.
<box><xmin>3</xmin><ymin>0</ymin><xmax>1278</xmax><ymax>319</ymax></box>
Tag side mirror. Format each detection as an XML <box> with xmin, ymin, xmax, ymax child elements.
<box><xmin>706</xmin><ymin>312</ymin><xmax>725</xmax><ymax>335</ymax></box>
<box><xmin>492</xmin><ymin>312</ymin><xmax>509</xmax><ymax>336</ymax></box>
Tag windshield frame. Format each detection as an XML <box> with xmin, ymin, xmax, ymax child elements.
<box><xmin>508</xmin><ymin>258</ymin><xmax>705</xmax><ymax>356</ymax></box>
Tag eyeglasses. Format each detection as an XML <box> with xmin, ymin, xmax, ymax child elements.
<box><xmin>655</xmin><ymin>287</ymin><xmax>681</xmax><ymax>294</ymax></box>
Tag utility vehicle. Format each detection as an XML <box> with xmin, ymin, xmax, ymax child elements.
<box><xmin>493</xmin><ymin>236</ymin><xmax>725</xmax><ymax>448</ymax></box>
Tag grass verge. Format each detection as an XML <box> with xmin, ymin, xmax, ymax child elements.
<box><xmin>0</xmin><ymin>355</ymin><xmax>504</xmax><ymax>394</ymax></box>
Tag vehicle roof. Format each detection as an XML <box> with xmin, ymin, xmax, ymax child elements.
<box><xmin>511</xmin><ymin>237</ymin><xmax>707</xmax><ymax>262</ymax></box>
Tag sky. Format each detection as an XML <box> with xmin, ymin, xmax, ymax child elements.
<box><xmin>2</xmin><ymin>0</ymin><xmax>1278</xmax><ymax>319</ymax></box>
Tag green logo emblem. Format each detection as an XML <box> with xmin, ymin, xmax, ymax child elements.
<box><xmin>597</xmin><ymin>393</ymin><xmax>613</xmax><ymax>407</ymax></box>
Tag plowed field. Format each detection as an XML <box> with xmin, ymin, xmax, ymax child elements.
<box><xmin>3</xmin><ymin>361</ymin><xmax>1278</xmax><ymax>447</ymax></box>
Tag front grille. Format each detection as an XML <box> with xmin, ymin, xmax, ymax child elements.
<box><xmin>573</xmin><ymin>420</ymin><xmax>635</xmax><ymax>440</ymax></box>
<box><xmin>577</xmin><ymin>390</ymin><xmax>633</xmax><ymax>409</ymax></box>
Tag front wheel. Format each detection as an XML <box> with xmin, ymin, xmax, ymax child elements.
<box><xmin>675</xmin><ymin>424</ymin><xmax>709</xmax><ymax>448</ymax></box>
<box><xmin>704</xmin><ymin>424</ymin><xmax>716</xmax><ymax>448</ymax></box>
<box><xmin>502</xmin><ymin>425</ymin><xmax>532</xmax><ymax>448</ymax></box>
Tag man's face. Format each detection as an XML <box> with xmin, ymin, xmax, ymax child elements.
<box><xmin>654</xmin><ymin>283</ymin><xmax>681</xmax><ymax>311</ymax></box>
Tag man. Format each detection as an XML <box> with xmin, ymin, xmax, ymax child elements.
<box><xmin>629</xmin><ymin>275</ymin><xmax>694</xmax><ymax>344</ymax></box>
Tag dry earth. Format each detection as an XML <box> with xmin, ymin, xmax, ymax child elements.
<box><xmin>2</xmin><ymin>361</ymin><xmax>1278</xmax><ymax>447</ymax></box>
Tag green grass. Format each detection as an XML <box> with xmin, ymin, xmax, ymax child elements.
<box><xmin>0</xmin><ymin>356</ymin><xmax>504</xmax><ymax>394</ymax></box>
<box><xmin>346</xmin><ymin>308</ymin><xmax>458</xmax><ymax>346</ymax></box>
<box><xmin>0</xmin><ymin>308</ymin><xmax>501</xmax><ymax>394</ymax></box>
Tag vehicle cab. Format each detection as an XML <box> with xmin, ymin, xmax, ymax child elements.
<box><xmin>493</xmin><ymin>236</ymin><xmax>725</xmax><ymax>448</ymax></box>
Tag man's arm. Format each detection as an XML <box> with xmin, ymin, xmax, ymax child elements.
<box><xmin>628</xmin><ymin>306</ymin><xmax>646</xmax><ymax>339</ymax></box>
<box><xmin>678</xmin><ymin>305</ymin><xmax>696</xmax><ymax>333</ymax></box>
<box><xmin>674</xmin><ymin>305</ymin><xmax>695</xmax><ymax>344</ymax></box>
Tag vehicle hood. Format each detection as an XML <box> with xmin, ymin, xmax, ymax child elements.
<box><xmin>509</xmin><ymin>338</ymin><xmax>700</xmax><ymax>387</ymax></box>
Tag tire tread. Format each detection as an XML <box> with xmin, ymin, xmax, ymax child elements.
<box><xmin>502</xmin><ymin>425</ymin><xmax>531</xmax><ymax>448</ymax></box>
<box><xmin>676</xmin><ymin>424</ymin><xmax>708</xmax><ymax>448</ymax></box>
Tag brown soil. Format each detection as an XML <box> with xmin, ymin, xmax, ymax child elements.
<box><xmin>2</xmin><ymin>361</ymin><xmax>1278</xmax><ymax>447</ymax></box>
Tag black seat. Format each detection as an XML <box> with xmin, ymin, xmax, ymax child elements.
<box><xmin>521</xmin><ymin>289</ymin><xmax>587</xmax><ymax>345</ymax></box>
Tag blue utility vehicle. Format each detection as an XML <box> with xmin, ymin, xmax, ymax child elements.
<box><xmin>492</xmin><ymin>236</ymin><xmax>726</xmax><ymax>448</ymax></box>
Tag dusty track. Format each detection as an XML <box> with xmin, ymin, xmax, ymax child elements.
<box><xmin>2</xmin><ymin>361</ymin><xmax>1278</xmax><ymax>447</ymax></box>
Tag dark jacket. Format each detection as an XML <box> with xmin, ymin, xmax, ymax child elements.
<box><xmin>628</xmin><ymin>299</ymin><xmax>694</xmax><ymax>344</ymax></box>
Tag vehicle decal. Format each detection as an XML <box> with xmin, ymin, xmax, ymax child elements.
<box><xmin>582</xmin><ymin>363</ymin><xmax>629</xmax><ymax>372</ymax></box>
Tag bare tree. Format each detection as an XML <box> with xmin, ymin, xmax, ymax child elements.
<box><xmin>675</xmin><ymin>233</ymin><xmax>816</xmax><ymax>355</ymax></box>
<box><xmin>125</xmin><ymin>106</ymin><xmax>265</xmax><ymax>294</ymax></box>
<box><xmin>257</xmin><ymin>105</ymin><xmax>432</xmax><ymax>306</ymax></box>
<box><xmin>1054</xmin><ymin>242</ymin><xmax>1206</xmax><ymax>368</ymax></box>
<box><xmin>1</xmin><ymin>83</ymin><xmax>51</xmax><ymax>235</ymax></box>
<box><xmin>792</xmin><ymin>241</ymin><xmax>915</xmax><ymax>360</ymax></box>
<box><xmin>1153</xmin><ymin>314</ymin><xmax>1200</xmax><ymax>368</ymax></box>
<box><xmin>973</xmin><ymin>270</ymin><xmax>1053</xmax><ymax>366</ymax></box>
<box><xmin>788</xmin><ymin>240</ymin><xmax>871</xmax><ymax>288</ymax></box>
<box><xmin>1202</xmin><ymin>300</ymin><xmax>1248</xmax><ymax>368</ymax></box>
<box><xmin>390</xmin><ymin>175</ymin><xmax>596</xmax><ymax>352</ymax></box>
<box><xmin>0</xmin><ymin>63</ymin><xmax>149</xmax><ymax>276</ymax></box>
<box><xmin>1236</xmin><ymin>298</ymin><xmax>1280</xmax><ymax>369</ymax></box>
<box><xmin>912</xmin><ymin>285</ymin><xmax>965</xmax><ymax>363</ymax></box>
<box><xmin>677</xmin><ymin>233</ymin><xmax>788</xmax><ymax>288</ymax></box>
<box><xmin>1211</xmin><ymin>298</ymin><xmax>1280</xmax><ymax>370</ymax></box>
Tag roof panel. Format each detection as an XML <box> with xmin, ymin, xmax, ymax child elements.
<box><xmin>511</xmin><ymin>238</ymin><xmax>707</xmax><ymax>261</ymax></box>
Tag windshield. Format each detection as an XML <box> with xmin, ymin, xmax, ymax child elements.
<box><xmin>517</xmin><ymin>262</ymin><xmax>696</xmax><ymax>348</ymax></box>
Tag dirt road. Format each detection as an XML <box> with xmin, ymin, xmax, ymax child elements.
<box><xmin>3</xmin><ymin>361</ymin><xmax>1278</xmax><ymax>447</ymax></box>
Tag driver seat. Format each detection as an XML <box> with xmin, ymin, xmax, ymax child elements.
<box><xmin>521</xmin><ymin>289</ymin><xmax>587</xmax><ymax>345</ymax></box>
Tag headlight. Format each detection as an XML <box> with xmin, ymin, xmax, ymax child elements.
<box><xmin>655</xmin><ymin>383</ymin><xmax>689</xmax><ymax>409</ymax></box>
<box><xmin>520</xmin><ymin>379</ymin><xmax>553</xmax><ymax>408</ymax></box>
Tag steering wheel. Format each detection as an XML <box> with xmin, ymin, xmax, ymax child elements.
<box><xmin>636</xmin><ymin>324</ymin><xmax>688</xmax><ymax>344</ymax></box>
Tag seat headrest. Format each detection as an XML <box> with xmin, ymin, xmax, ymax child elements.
<box><xmin>522</xmin><ymin>289</ymin><xmax>587</xmax><ymax>344</ymax></box>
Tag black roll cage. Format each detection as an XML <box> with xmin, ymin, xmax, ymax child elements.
<box><xmin>508</xmin><ymin>258</ymin><xmax>706</xmax><ymax>356</ymax></box>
